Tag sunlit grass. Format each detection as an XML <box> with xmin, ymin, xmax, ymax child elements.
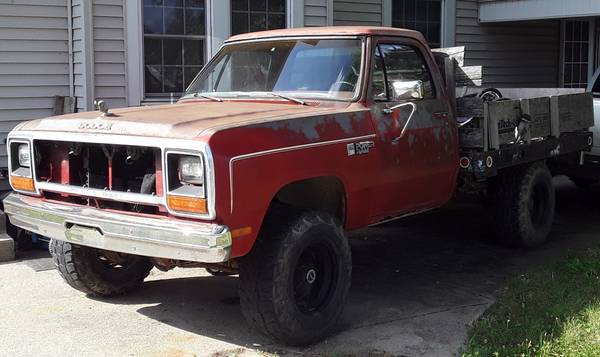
<box><xmin>462</xmin><ymin>249</ymin><xmax>600</xmax><ymax>357</ymax></box>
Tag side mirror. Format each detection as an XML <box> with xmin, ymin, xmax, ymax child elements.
<box><xmin>390</xmin><ymin>80</ymin><xmax>424</xmax><ymax>101</ymax></box>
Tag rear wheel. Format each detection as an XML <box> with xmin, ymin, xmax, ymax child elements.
<box><xmin>239</xmin><ymin>209</ymin><xmax>351</xmax><ymax>346</ymax></box>
<box><xmin>491</xmin><ymin>162</ymin><xmax>555</xmax><ymax>248</ymax></box>
<box><xmin>50</xmin><ymin>239</ymin><xmax>153</xmax><ymax>297</ymax></box>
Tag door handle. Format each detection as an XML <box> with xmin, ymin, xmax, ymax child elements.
<box><xmin>383</xmin><ymin>102</ymin><xmax>416</xmax><ymax>144</ymax></box>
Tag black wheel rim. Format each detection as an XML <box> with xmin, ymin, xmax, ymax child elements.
<box><xmin>529</xmin><ymin>183</ymin><xmax>548</xmax><ymax>228</ymax></box>
<box><xmin>293</xmin><ymin>241</ymin><xmax>338</xmax><ymax>314</ymax></box>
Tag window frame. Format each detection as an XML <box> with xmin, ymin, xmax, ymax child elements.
<box><xmin>127</xmin><ymin>0</ymin><xmax>305</xmax><ymax>105</ymax></box>
<box><xmin>141</xmin><ymin>0</ymin><xmax>209</xmax><ymax>98</ymax></box>
<box><xmin>230</xmin><ymin>0</ymin><xmax>287</xmax><ymax>36</ymax></box>
<box><xmin>390</xmin><ymin>0</ymin><xmax>443</xmax><ymax>48</ymax></box>
<box><xmin>368</xmin><ymin>36</ymin><xmax>440</xmax><ymax>103</ymax></box>
<box><xmin>560</xmin><ymin>18</ymin><xmax>596</xmax><ymax>89</ymax></box>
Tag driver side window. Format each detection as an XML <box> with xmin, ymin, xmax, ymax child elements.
<box><xmin>371</xmin><ymin>43</ymin><xmax>435</xmax><ymax>101</ymax></box>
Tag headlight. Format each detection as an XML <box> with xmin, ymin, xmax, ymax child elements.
<box><xmin>9</xmin><ymin>140</ymin><xmax>35</xmax><ymax>193</ymax></box>
<box><xmin>18</xmin><ymin>144</ymin><xmax>31</xmax><ymax>167</ymax></box>
<box><xmin>166</xmin><ymin>152</ymin><xmax>207</xmax><ymax>216</ymax></box>
<box><xmin>179</xmin><ymin>155</ymin><xmax>204</xmax><ymax>185</ymax></box>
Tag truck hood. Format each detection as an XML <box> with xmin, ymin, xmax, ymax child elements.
<box><xmin>17</xmin><ymin>101</ymin><xmax>345</xmax><ymax>139</ymax></box>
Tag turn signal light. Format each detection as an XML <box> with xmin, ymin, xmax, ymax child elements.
<box><xmin>11</xmin><ymin>176</ymin><xmax>35</xmax><ymax>192</ymax></box>
<box><xmin>167</xmin><ymin>195</ymin><xmax>208</xmax><ymax>215</ymax></box>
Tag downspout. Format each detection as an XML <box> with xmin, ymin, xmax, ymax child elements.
<box><xmin>67</xmin><ymin>0</ymin><xmax>74</xmax><ymax>98</ymax></box>
<box><xmin>82</xmin><ymin>0</ymin><xmax>95</xmax><ymax>111</ymax></box>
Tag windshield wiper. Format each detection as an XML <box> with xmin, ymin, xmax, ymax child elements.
<box><xmin>264</xmin><ymin>92</ymin><xmax>306</xmax><ymax>105</ymax></box>
<box><xmin>191</xmin><ymin>93</ymin><xmax>223</xmax><ymax>102</ymax></box>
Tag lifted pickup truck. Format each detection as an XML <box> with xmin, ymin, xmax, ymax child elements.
<box><xmin>3</xmin><ymin>27</ymin><xmax>593</xmax><ymax>345</ymax></box>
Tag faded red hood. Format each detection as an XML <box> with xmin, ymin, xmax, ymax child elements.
<box><xmin>17</xmin><ymin>100</ymin><xmax>346</xmax><ymax>139</ymax></box>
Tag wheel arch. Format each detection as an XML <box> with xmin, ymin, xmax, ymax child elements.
<box><xmin>270</xmin><ymin>175</ymin><xmax>347</xmax><ymax>226</ymax></box>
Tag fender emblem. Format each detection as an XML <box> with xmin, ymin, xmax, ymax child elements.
<box><xmin>347</xmin><ymin>141</ymin><xmax>375</xmax><ymax>156</ymax></box>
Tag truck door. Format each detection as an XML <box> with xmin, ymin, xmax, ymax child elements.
<box><xmin>368</xmin><ymin>39</ymin><xmax>458</xmax><ymax>219</ymax></box>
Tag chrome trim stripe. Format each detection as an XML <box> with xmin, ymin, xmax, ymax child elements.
<box><xmin>37</xmin><ymin>182</ymin><xmax>163</xmax><ymax>205</ymax></box>
<box><xmin>3</xmin><ymin>193</ymin><xmax>231</xmax><ymax>263</ymax></box>
<box><xmin>228</xmin><ymin>134</ymin><xmax>377</xmax><ymax>213</ymax></box>
<box><xmin>8</xmin><ymin>131</ymin><xmax>217</xmax><ymax>220</ymax></box>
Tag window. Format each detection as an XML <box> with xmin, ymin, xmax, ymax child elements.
<box><xmin>372</xmin><ymin>44</ymin><xmax>435</xmax><ymax>101</ymax></box>
<box><xmin>143</xmin><ymin>0</ymin><xmax>206</xmax><ymax>97</ymax></box>
<box><xmin>231</xmin><ymin>0</ymin><xmax>286</xmax><ymax>35</ymax></box>
<box><xmin>186</xmin><ymin>39</ymin><xmax>363</xmax><ymax>101</ymax></box>
<box><xmin>392</xmin><ymin>0</ymin><xmax>442</xmax><ymax>48</ymax></box>
<box><xmin>563</xmin><ymin>20</ymin><xmax>590</xmax><ymax>88</ymax></box>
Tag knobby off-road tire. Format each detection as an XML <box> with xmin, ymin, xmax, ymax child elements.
<box><xmin>50</xmin><ymin>239</ymin><xmax>153</xmax><ymax>297</ymax></box>
<box><xmin>491</xmin><ymin>162</ymin><xmax>555</xmax><ymax>248</ymax></box>
<box><xmin>239</xmin><ymin>210</ymin><xmax>352</xmax><ymax>346</ymax></box>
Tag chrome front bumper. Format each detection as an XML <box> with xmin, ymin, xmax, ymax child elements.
<box><xmin>3</xmin><ymin>193</ymin><xmax>231</xmax><ymax>263</ymax></box>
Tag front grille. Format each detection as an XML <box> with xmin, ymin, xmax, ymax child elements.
<box><xmin>33</xmin><ymin>140</ymin><xmax>163</xmax><ymax>214</ymax></box>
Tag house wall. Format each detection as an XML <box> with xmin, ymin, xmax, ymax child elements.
<box><xmin>92</xmin><ymin>0</ymin><xmax>128</xmax><ymax>110</ymax></box>
<box><xmin>456</xmin><ymin>0</ymin><xmax>561</xmax><ymax>87</ymax></box>
<box><xmin>333</xmin><ymin>0</ymin><xmax>383</xmax><ymax>26</ymax></box>
<box><xmin>0</xmin><ymin>0</ymin><xmax>71</xmax><ymax>167</ymax></box>
<box><xmin>305</xmin><ymin>0</ymin><xmax>329</xmax><ymax>26</ymax></box>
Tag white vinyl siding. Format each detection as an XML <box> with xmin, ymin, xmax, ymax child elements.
<box><xmin>456</xmin><ymin>0</ymin><xmax>561</xmax><ymax>87</ymax></box>
<box><xmin>333</xmin><ymin>0</ymin><xmax>383</xmax><ymax>26</ymax></box>
<box><xmin>0</xmin><ymin>0</ymin><xmax>71</xmax><ymax>166</ymax></box>
<box><xmin>305</xmin><ymin>0</ymin><xmax>328</xmax><ymax>26</ymax></box>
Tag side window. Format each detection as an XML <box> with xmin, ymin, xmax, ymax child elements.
<box><xmin>372</xmin><ymin>46</ymin><xmax>387</xmax><ymax>100</ymax></box>
<box><xmin>371</xmin><ymin>43</ymin><xmax>435</xmax><ymax>101</ymax></box>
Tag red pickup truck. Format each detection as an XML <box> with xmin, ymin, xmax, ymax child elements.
<box><xmin>3</xmin><ymin>27</ymin><xmax>593</xmax><ymax>345</ymax></box>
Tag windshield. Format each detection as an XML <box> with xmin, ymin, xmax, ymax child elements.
<box><xmin>184</xmin><ymin>38</ymin><xmax>363</xmax><ymax>101</ymax></box>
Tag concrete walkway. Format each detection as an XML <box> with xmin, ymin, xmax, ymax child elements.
<box><xmin>1</xmin><ymin>177</ymin><xmax>599</xmax><ymax>357</ymax></box>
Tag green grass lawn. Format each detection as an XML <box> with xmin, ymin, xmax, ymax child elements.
<box><xmin>462</xmin><ymin>249</ymin><xmax>600</xmax><ymax>357</ymax></box>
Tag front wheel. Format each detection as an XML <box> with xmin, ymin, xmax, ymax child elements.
<box><xmin>491</xmin><ymin>162</ymin><xmax>555</xmax><ymax>248</ymax></box>
<box><xmin>50</xmin><ymin>239</ymin><xmax>153</xmax><ymax>297</ymax></box>
<box><xmin>239</xmin><ymin>210</ymin><xmax>352</xmax><ymax>346</ymax></box>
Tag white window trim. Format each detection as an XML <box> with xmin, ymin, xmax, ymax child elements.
<box><xmin>559</xmin><ymin>18</ymin><xmax>596</xmax><ymax>88</ymax></box>
<box><xmin>125</xmin><ymin>0</ymin><xmax>143</xmax><ymax>106</ymax></box>
<box><xmin>383</xmin><ymin>0</ymin><xmax>455</xmax><ymax>47</ymax></box>
<box><xmin>126</xmin><ymin>0</ymin><xmax>303</xmax><ymax>106</ymax></box>
<box><xmin>288</xmin><ymin>0</ymin><xmax>304</xmax><ymax>28</ymax></box>
<box><xmin>126</xmin><ymin>0</ymin><xmax>215</xmax><ymax>105</ymax></box>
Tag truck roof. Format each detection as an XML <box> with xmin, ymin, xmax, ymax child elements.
<box><xmin>226</xmin><ymin>26</ymin><xmax>427</xmax><ymax>45</ymax></box>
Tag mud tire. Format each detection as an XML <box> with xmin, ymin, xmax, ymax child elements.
<box><xmin>239</xmin><ymin>209</ymin><xmax>352</xmax><ymax>346</ymax></box>
<box><xmin>50</xmin><ymin>239</ymin><xmax>153</xmax><ymax>297</ymax></box>
<box><xmin>491</xmin><ymin>162</ymin><xmax>555</xmax><ymax>248</ymax></box>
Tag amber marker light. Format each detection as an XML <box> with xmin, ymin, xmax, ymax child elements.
<box><xmin>11</xmin><ymin>176</ymin><xmax>35</xmax><ymax>192</ymax></box>
<box><xmin>231</xmin><ymin>226</ymin><xmax>253</xmax><ymax>238</ymax></box>
<box><xmin>167</xmin><ymin>194</ymin><xmax>208</xmax><ymax>215</ymax></box>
